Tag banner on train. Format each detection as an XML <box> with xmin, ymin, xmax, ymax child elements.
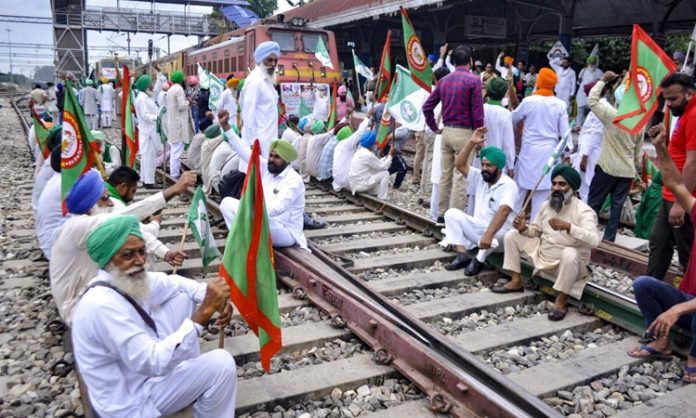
<box><xmin>279</xmin><ymin>82</ymin><xmax>329</xmax><ymax>116</ymax></box>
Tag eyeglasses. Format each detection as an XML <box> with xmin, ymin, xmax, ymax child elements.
<box><xmin>116</xmin><ymin>248</ymin><xmax>147</xmax><ymax>261</ymax></box>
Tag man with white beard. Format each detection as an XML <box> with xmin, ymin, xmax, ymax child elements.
<box><xmin>71</xmin><ymin>215</ymin><xmax>237</xmax><ymax>417</ymax></box>
<box><xmin>574</xmin><ymin>56</ymin><xmax>603</xmax><ymax>130</ymax></box>
<box><xmin>49</xmin><ymin>170</ymin><xmax>196</xmax><ymax>325</ymax></box>
<box><xmin>239</xmin><ymin>41</ymin><xmax>281</xmax><ymax>169</ymax></box>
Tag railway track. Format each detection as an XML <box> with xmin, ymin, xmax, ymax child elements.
<box><xmin>6</xmin><ymin>96</ymin><xmax>696</xmax><ymax>417</ymax></box>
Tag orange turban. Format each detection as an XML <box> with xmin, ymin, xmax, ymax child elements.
<box><xmin>535</xmin><ymin>68</ymin><xmax>558</xmax><ymax>96</ymax></box>
<box><xmin>226</xmin><ymin>78</ymin><xmax>240</xmax><ymax>88</ymax></box>
<box><xmin>503</xmin><ymin>56</ymin><xmax>514</xmax><ymax>66</ymax></box>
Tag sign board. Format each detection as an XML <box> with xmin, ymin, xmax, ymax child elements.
<box><xmin>466</xmin><ymin>15</ymin><xmax>506</xmax><ymax>39</ymax></box>
<box><xmin>280</xmin><ymin>82</ymin><xmax>329</xmax><ymax>116</ymax></box>
<box><xmin>101</xmin><ymin>67</ymin><xmax>123</xmax><ymax>79</ymax></box>
<box><xmin>547</xmin><ymin>40</ymin><xmax>570</xmax><ymax>61</ymax></box>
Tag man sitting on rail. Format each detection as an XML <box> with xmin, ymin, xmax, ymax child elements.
<box><xmin>494</xmin><ymin>165</ymin><xmax>601</xmax><ymax>321</ymax></box>
<box><xmin>443</xmin><ymin>128</ymin><xmax>518</xmax><ymax>277</ymax></box>
<box><xmin>627</xmin><ymin>124</ymin><xmax>696</xmax><ymax>382</ymax></box>
<box><xmin>349</xmin><ymin>131</ymin><xmax>396</xmax><ymax>200</ymax></box>
<box><xmin>332</xmin><ymin>113</ymin><xmax>373</xmax><ymax>193</ymax></box>
<box><xmin>91</xmin><ymin>130</ymin><xmax>121</xmax><ymax>176</ymax></box>
<box><xmin>305</xmin><ymin>120</ymin><xmax>333</xmax><ymax>179</ymax></box>
<box><xmin>71</xmin><ymin>215</ymin><xmax>237</xmax><ymax>417</ymax></box>
<box><xmin>106</xmin><ymin>166</ymin><xmax>164</xmax><ymax>239</ymax></box>
<box><xmin>317</xmin><ymin>124</ymin><xmax>352</xmax><ymax>181</ymax></box>
<box><xmin>50</xmin><ymin>170</ymin><xmax>195</xmax><ymax>325</ymax></box>
<box><xmin>218</xmin><ymin>111</ymin><xmax>308</xmax><ymax>249</ymax></box>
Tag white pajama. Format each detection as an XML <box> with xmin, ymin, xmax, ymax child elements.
<box><xmin>444</xmin><ymin>209</ymin><xmax>507</xmax><ymax>262</ymax></box>
<box><xmin>220</xmin><ymin>197</ymin><xmax>295</xmax><ymax>247</ymax></box>
<box><xmin>169</xmin><ymin>141</ymin><xmax>185</xmax><ymax>178</ymax></box>
<box><xmin>353</xmin><ymin>171</ymin><xmax>390</xmax><ymax>200</ymax></box>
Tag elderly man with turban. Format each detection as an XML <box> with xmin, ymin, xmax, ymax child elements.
<box><xmin>575</xmin><ymin>55</ymin><xmax>603</xmax><ymax>130</ymax></box>
<box><xmin>219</xmin><ymin>113</ymin><xmax>308</xmax><ymax>248</ymax></box>
<box><xmin>349</xmin><ymin>131</ymin><xmax>396</xmax><ymax>199</ymax></box>
<box><xmin>475</xmin><ymin>77</ymin><xmax>515</xmax><ymax>176</ymax></box>
<box><xmin>312</xmin><ymin>85</ymin><xmax>330</xmax><ymax>123</ymax></box>
<box><xmin>98</xmin><ymin>77</ymin><xmax>115</xmax><ymax>128</ymax></box>
<box><xmin>511</xmin><ymin>67</ymin><xmax>570</xmax><ymax>220</ymax></box>
<box><xmin>49</xmin><ymin>170</ymin><xmax>196</xmax><ymax>324</ymax></box>
<box><xmin>165</xmin><ymin>71</ymin><xmax>192</xmax><ymax>178</ymax></box>
<box><xmin>239</xmin><ymin>41</ymin><xmax>281</xmax><ymax>165</ymax></box>
<box><xmin>91</xmin><ymin>130</ymin><xmax>121</xmax><ymax>176</ymax></box>
<box><xmin>332</xmin><ymin>113</ymin><xmax>373</xmax><ymax>192</ymax></box>
<box><xmin>71</xmin><ymin>215</ymin><xmax>237</xmax><ymax>417</ymax></box>
<box><xmin>218</xmin><ymin>75</ymin><xmax>239</xmax><ymax>124</ymax></box>
<box><xmin>548</xmin><ymin>55</ymin><xmax>577</xmax><ymax>111</ymax></box>
<box><xmin>134</xmin><ymin>75</ymin><xmax>162</xmax><ymax>188</ymax></box>
<box><xmin>80</xmin><ymin>79</ymin><xmax>100</xmax><ymax>130</ymax></box>
<box><xmin>444</xmin><ymin>128</ymin><xmax>518</xmax><ymax>276</ymax></box>
<box><xmin>495</xmin><ymin>164</ymin><xmax>601</xmax><ymax>321</ymax></box>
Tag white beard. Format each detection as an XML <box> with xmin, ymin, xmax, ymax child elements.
<box><xmin>89</xmin><ymin>202</ymin><xmax>114</xmax><ymax>215</ymax></box>
<box><xmin>257</xmin><ymin>64</ymin><xmax>278</xmax><ymax>85</ymax></box>
<box><xmin>106</xmin><ymin>262</ymin><xmax>151</xmax><ymax>305</ymax></box>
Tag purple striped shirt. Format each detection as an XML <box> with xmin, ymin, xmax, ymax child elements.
<box><xmin>423</xmin><ymin>67</ymin><xmax>484</xmax><ymax>132</ymax></box>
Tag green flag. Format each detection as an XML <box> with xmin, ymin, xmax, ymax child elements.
<box><xmin>400</xmin><ymin>7</ymin><xmax>432</xmax><ymax>92</ymax></box>
<box><xmin>386</xmin><ymin>65</ymin><xmax>429</xmax><ymax>131</ymax></box>
<box><xmin>352</xmin><ymin>49</ymin><xmax>373</xmax><ymax>81</ymax></box>
<box><xmin>314</xmin><ymin>36</ymin><xmax>334</xmax><ymax>69</ymax></box>
<box><xmin>299</xmin><ymin>96</ymin><xmax>311</xmax><ymax>118</ymax></box>
<box><xmin>197</xmin><ymin>63</ymin><xmax>212</xmax><ymax>89</ymax></box>
<box><xmin>30</xmin><ymin>107</ymin><xmax>51</xmax><ymax>159</ymax></box>
<box><xmin>219</xmin><ymin>140</ymin><xmax>282</xmax><ymax>372</ymax></box>
<box><xmin>375</xmin><ymin>31</ymin><xmax>392</xmax><ymax>103</ymax></box>
<box><xmin>614</xmin><ymin>25</ymin><xmax>677</xmax><ymax>135</ymax></box>
<box><xmin>326</xmin><ymin>82</ymin><xmax>337</xmax><ymax>130</ymax></box>
<box><xmin>208</xmin><ymin>72</ymin><xmax>225</xmax><ymax>112</ymax></box>
<box><xmin>376</xmin><ymin>106</ymin><xmax>392</xmax><ymax>150</ymax></box>
<box><xmin>187</xmin><ymin>187</ymin><xmax>221</xmax><ymax>269</ymax></box>
<box><xmin>61</xmin><ymin>80</ymin><xmax>99</xmax><ymax>215</ymax></box>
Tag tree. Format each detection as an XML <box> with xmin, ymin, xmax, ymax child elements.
<box><xmin>248</xmin><ymin>0</ymin><xmax>278</xmax><ymax>19</ymax></box>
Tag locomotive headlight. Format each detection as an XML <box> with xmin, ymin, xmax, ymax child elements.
<box><xmin>278</xmin><ymin>64</ymin><xmax>285</xmax><ymax>75</ymax></box>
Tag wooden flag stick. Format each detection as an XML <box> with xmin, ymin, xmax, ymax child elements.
<box><xmin>172</xmin><ymin>220</ymin><xmax>188</xmax><ymax>275</ymax></box>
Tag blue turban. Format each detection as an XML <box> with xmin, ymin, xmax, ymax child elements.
<box><xmin>298</xmin><ymin>117</ymin><xmax>309</xmax><ymax>131</ymax></box>
<box><xmin>428</xmin><ymin>54</ymin><xmax>437</xmax><ymax>63</ymax></box>
<box><xmin>360</xmin><ymin>131</ymin><xmax>376</xmax><ymax>149</ymax></box>
<box><xmin>254</xmin><ymin>41</ymin><xmax>281</xmax><ymax>64</ymax></box>
<box><xmin>66</xmin><ymin>170</ymin><xmax>106</xmax><ymax>215</ymax></box>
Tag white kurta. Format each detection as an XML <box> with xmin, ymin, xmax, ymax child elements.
<box><xmin>548</xmin><ymin>58</ymin><xmax>577</xmax><ymax>107</ymax></box>
<box><xmin>239</xmin><ymin>68</ymin><xmax>279</xmax><ymax>166</ymax></box>
<box><xmin>218</xmin><ymin>88</ymin><xmax>237</xmax><ymax>119</ymax></box>
<box><xmin>349</xmin><ymin>147</ymin><xmax>392</xmax><ymax>195</ymax></box>
<box><xmin>164</xmin><ymin>84</ymin><xmax>190</xmax><ymax>144</ymax></box>
<box><xmin>495</xmin><ymin>56</ymin><xmax>519</xmax><ymax>80</ymax></box>
<box><xmin>32</xmin><ymin>159</ymin><xmax>54</xmax><ymax>211</ymax></box>
<box><xmin>281</xmin><ymin>128</ymin><xmax>302</xmax><ymax>171</ymax></box>
<box><xmin>36</xmin><ymin>173</ymin><xmax>65</xmax><ymax>259</ymax></box>
<box><xmin>572</xmin><ymin>108</ymin><xmax>605</xmax><ymax>201</ymax></box>
<box><xmin>208</xmin><ymin>141</ymin><xmax>235</xmax><ymax>192</ymax></box>
<box><xmin>72</xmin><ymin>270</ymin><xmax>237</xmax><ymax>418</ymax></box>
<box><xmin>80</xmin><ymin>86</ymin><xmax>100</xmax><ymax>115</ymax></box>
<box><xmin>312</xmin><ymin>91</ymin><xmax>330</xmax><ymax>123</ymax></box>
<box><xmin>305</xmin><ymin>133</ymin><xmax>333</xmax><ymax>178</ymax></box>
<box><xmin>475</xmin><ymin>103</ymin><xmax>516</xmax><ymax>171</ymax></box>
<box><xmin>224</xmin><ymin>127</ymin><xmax>307</xmax><ymax>249</ymax></box>
<box><xmin>135</xmin><ymin>91</ymin><xmax>160</xmax><ymax>185</ymax></box>
<box><xmin>49</xmin><ymin>192</ymin><xmax>169</xmax><ymax>324</ymax></box>
<box><xmin>575</xmin><ymin>66</ymin><xmax>603</xmax><ymax>107</ymax></box>
<box><xmin>511</xmin><ymin>94</ymin><xmax>569</xmax><ymax>190</ymax></box>
<box><xmin>99</xmin><ymin>84</ymin><xmax>115</xmax><ymax>112</ymax></box>
<box><xmin>332</xmin><ymin>118</ymin><xmax>370</xmax><ymax>192</ymax></box>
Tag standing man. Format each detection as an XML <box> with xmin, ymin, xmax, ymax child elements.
<box><xmin>80</xmin><ymin>79</ymin><xmax>100</xmax><ymax>130</ymax></box>
<box><xmin>477</xmin><ymin>77</ymin><xmax>515</xmax><ymax>176</ymax></box>
<box><xmin>312</xmin><ymin>86</ymin><xmax>330</xmax><ymax>123</ymax></box>
<box><xmin>240</xmin><ymin>41</ymin><xmax>280</xmax><ymax>165</ymax></box>
<box><xmin>218</xmin><ymin>75</ymin><xmax>239</xmax><ymax>126</ymax></box>
<box><xmin>586</xmin><ymin>72</ymin><xmax>643</xmax><ymax>242</ymax></box>
<box><xmin>549</xmin><ymin>56</ymin><xmax>577</xmax><ymax>112</ymax></box>
<box><xmin>134</xmin><ymin>75</ymin><xmax>160</xmax><ymax>189</ymax></box>
<box><xmin>423</xmin><ymin>45</ymin><xmax>484</xmax><ymax>221</ymax></box>
<box><xmin>573</xmin><ymin>82</ymin><xmax>605</xmax><ymax>202</ymax></box>
<box><xmin>575</xmin><ymin>56</ymin><xmax>603</xmax><ymax>130</ymax></box>
<box><xmin>99</xmin><ymin>78</ymin><xmax>115</xmax><ymax>129</ymax></box>
<box><xmin>648</xmin><ymin>73</ymin><xmax>696</xmax><ymax>280</ymax></box>
<box><xmin>165</xmin><ymin>71</ymin><xmax>191</xmax><ymax>178</ymax></box>
<box><xmin>336</xmin><ymin>85</ymin><xmax>355</xmax><ymax>121</ymax></box>
<box><xmin>512</xmin><ymin>68</ymin><xmax>569</xmax><ymax>220</ymax></box>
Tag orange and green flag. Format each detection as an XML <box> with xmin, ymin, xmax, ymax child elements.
<box><xmin>376</xmin><ymin>106</ymin><xmax>392</xmax><ymax>150</ymax></box>
<box><xmin>401</xmin><ymin>7</ymin><xmax>432</xmax><ymax>92</ymax></box>
<box><xmin>614</xmin><ymin>25</ymin><xmax>676</xmax><ymax>135</ymax></box>
<box><xmin>375</xmin><ymin>30</ymin><xmax>392</xmax><ymax>103</ymax></box>
<box><xmin>61</xmin><ymin>80</ymin><xmax>100</xmax><ymax>214</ymax></box>
<box><xmin>219</xmin><ymin>139</ymin><xmax>282</xmax><ymax>372</ymax></box>
<box><xmin>326</xmin><ymin>81</ymin><xmax>338</xmax><ymax>130</ymax></box>
<box><xmin>31</xmin><ymin>107</ymin><xmax>52</xmax><ymax>159</ymax></box>
<box><xmin>121</xmin><ymin>65</ymin><xmax>138</xmax><ymax>168</ymax></box>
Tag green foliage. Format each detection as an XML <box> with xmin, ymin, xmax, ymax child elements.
<box><xmin>248</xmin><ymin>0</ymin><xmax>278</xmax><ymax>18</ymax></box>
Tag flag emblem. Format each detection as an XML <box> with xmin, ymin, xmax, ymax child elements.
<box><xmin>61</xmin><ymin>113</ymin><xmax>84</xmax><ymax>169</ymax></box>
<box><xmin>400</xmin><ymin>100</ymin><xmax>418</xmax><ymax>124</ymax></box>
<box><xmin>626</xmin><ymin>66</ymin><xmax>654</xmax><ymax>103</ymax></box>
<box><xmin>406</xmin><ymin>36</ymin><xmax>427</xmax><ymax>71</ymax></box>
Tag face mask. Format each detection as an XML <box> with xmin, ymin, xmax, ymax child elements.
<box><xmin>614</xmin><ymin>85</ymin><xmax>625</xmax><ymax>106</ymax></box>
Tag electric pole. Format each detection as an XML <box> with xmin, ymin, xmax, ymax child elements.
<box><xmin>6</xmin><ymin>29</ymin><xmax>13</xmax><ymax>84</ymax></box>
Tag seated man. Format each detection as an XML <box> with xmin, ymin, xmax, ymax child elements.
<box><xmin>200</xmin><ymin>125</ymin><xmax>225</xmax><ymax>193</ymax></box>
<box><xmin>219</xmin><ymin>112</ymin><xmax>308</xmax><ymax>249</ymax></box>
<box><xmin>494</xmin><ymin>165</ymin><xmax>600</xmax><ymax>321</ymax></box>
<box><xmin>627</xmin><ymin>124</ymin><xmax>696</xmax><ymax>382</ymax></box>
<box><xmin>305</xmin><ymin>120</ymin><xmax>332</xmax><ymax>179</ymax></box>
<box><xmin>31</xmin><ymin>125</ymin><xmax>61</xmax><ymax>212</ymax></box>
<box><xmin>91</xmin><ymin>130</ymin><xmax>122</xmax><ymax>175</ymax></box>
<box><xmin>106</xmin><ymin>166</ymin><xmax>163</xmax><ymax>238</ymax></box>
<box><xmin>50</xmin><ymin>170</ymin><xmax>195</xmax><ymax>324</ymax></box>
<box><xmin>36</xmin><ymin>146</ymin><xmax>64</xmax><ymax>259</ymax></box>
<box><xmin>387</xmin><ymin>127</ymin><xmax>411</xmax><ymax>190</ymax></box>
<box><xmin>332</xmin><ymin>113</ymin><xmax>372</xmax><ymax>192</ymax></box>
<box><xmin>444</xmin><ymin>128</ymin><xmax>518</xmax><ymax>276</ymax></box>
<box><xmin>187</xmin><ymin>130</ymin><xmax>206</xmax><ymax>175</ymax></box>
<box><xmin>72</xmin><ymin>215</ymin><xmax>236</xmax><ymax>417</ymax></box>
<box><xmin>349</xmin><ymin>132</ymin><xmax>396</xmax><ymax>199</ymax></box>
<box><xmin>208</xmin><ymin>133</ymin><xmax>237</xmax><ymax>194</ymax></box>
<box><xmin>317</xmin><ymin>124</ymin><xmax>352</xmax><ymax>181</ymax></box>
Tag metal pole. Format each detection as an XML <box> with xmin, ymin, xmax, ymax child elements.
<box><xmin>6</xmin><ymin>29</ymin><xmax>13</xmax><ymax>84</ymax></box>
<box><xmin>167</xmin><ymin>35</ymin><xmax>170</xmax><ymax>55</ymax></box>
<box><xmin>127</xmin><ymin>33</ymin><xmax>131</xmax><ymax>56</ymax></box>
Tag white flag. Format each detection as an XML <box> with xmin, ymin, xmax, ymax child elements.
<box><xmin>352</xmin><ymin>49</ymin><xmax>374</xmax><ymax>80</ymax></box>
<box><xmin>197</xmin><ymin>63</ymin><xmax>212</xmax><ymax>89</ymax></box>
<box><xmin>547</xmin><ymin>40</ymin><xmax>569</xmax><ymax>62</ymax></box>
<box><xmin>386</xmin><ymin>65</ymin><xmax>429</xmax><ymax>131</ymax></box>
<box><xmin>315</xmin><ymin>37</ymin><xmax>334</xmax><ymax>69</ymax></box>
<box><xmin>589</xmin><ymin>43</ymin><xmax>599</xmax><ymax>58</ymax></box>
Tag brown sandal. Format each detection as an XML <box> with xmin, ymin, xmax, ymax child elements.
<box><xmin>547</xmin><ymin>308</ymin><xmax>567</xmax><ymax>321</ymax></box>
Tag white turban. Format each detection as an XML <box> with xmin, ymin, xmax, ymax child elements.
<box><xmin>254</xmin><ymin>41</ymin><xmax>281</xmax><ymax>64</ymax></box>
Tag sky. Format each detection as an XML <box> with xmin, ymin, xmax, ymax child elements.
<box><xmin>0</xmin><ymin>0</ymin><xmax>296</xmax><ymax>77</ymax></box>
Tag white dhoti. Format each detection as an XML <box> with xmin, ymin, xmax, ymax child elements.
<box><xmin>169</xmin><ymin>141</ymin><xmax>185</xmax><ymax>178</ymax></box>
<box><xmin>353</xmin><ymin>171</ymin><xmax>390</xmax><ymax>200</ymax></box>
<box><xmin>220</xmin><ymin>197</ymin><xmax>295</xmax><ymax>247</ymax></box>
<box><xmin>147</xmin><ymin>292</ymin><xmax>237</xmax><ymax>418</ymax></box>
<box><xmin>140</xmin><ymin>134</ymin><xmax>158</xmax><ymax>185</ymax></box>
<box><xmin>444</xmin><ymin>209</ymin><xmax>507</xmax><ymax>262</ymax></box>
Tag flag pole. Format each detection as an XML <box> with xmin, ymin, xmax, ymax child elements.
<box><xmin>172</xmin><ymin>220</ymin><xmax>189</xmax><ymax>275</ymax></box>
<box><xmin>352</xmin><ymin>49</ymin><xmax>364</xmax><ymax>105</ymax></box>
<box><xmin>684</xmin><ymin>41</ymin><xmax>693</xmax><ymax>72</ymax></box>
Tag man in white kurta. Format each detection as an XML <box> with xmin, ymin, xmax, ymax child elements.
<box><xmin>49</xmin><ymin>171</ymin><xmax>195</xmax><ymax>324</ymax></box>
<box><xmin>165</xmin><ymin>72</ymin><xmax>191</xmax><ymax>178</ymax></box>
<box><xmin>349</xmin><ymin>132</ymin><xmax>395</xmax><ymax>199</ymax></box>
<box><xmin>99</xmin><ymin>79</ymin><xmax>115</xmax><ymax>128</ymax></box>
<box><xmin>80</xmin><ymin>80</ymin><xmax>100</xmax><ymax>130</ymax></box>
<box><xmin>476</xmin><ymin>77</ymin><xmax>515</xmax><ymax>176</ymax></box>
<box><xmin>548</xmin><ymin>56</ymin><xmax>577</xmax><ymax>111</ymax></box>
<box><xmin>305</xmin><ymin>121</ymin><xmax>332</xmax><ymax>179</ymax></box>
<box><xmin>332</xmin><ymin>117</ymin><xmax>371</xmax><ymax>192</ymax></box>
<box><xmin>312</xmin><ymin>87</ymin><xmax>330</xmax><ymax>123</ymax></box>
<box><xmin>574</xmin><ymin>57</ymin><xmax>603</xmax><ymax>129</ymax></box>
<box><xmin>220</xmin><ymin>113</ymin><xmax>307</xmax><ymax>249</ymax></box>
<box><xmin>71</xmin><ymin>215</ymin><xmax>236</xmax><ymax>417</ymax></box>
<box><xmin>572</xmin><ymin>103</ymin><xmax>605</xmax><ymax>202</ymax></box>
<box><xmin>511</xmin><ymin>68</ymin><xmax>569</xmax><ymax>220</ymax></box>
<box><xmin>239</xmin><ymin>42</ymin><xmax>281</xmax><ymax>168</ymax></box>
<box><xmin>218</xmin><ymin>77</ymin><xmax>238</xmax><ymax>122</ymax></box>
<box><xmin>208</xmin><ymin>139</ymin><xmax>236</xmax><ymax>194</ymax></box>
<box><xmin>187</xmin><ymin>132</ymin><xmax>206</xmax><ymax>175</ymax></box>
<box><xmin>444</xmin><ymin>130</ymin><xmax>517</xmax><ymax>276</ymax></box>
<box><xmin>36</xmin><ymin>171</ymin><xmax>64</xmax><ymax>259</ymax></box>
<box><xmin>134</xmin><ymin>75</ymin><xmax>160</xmax><ymax>187</ymax></box>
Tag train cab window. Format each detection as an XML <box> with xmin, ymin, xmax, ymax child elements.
<box><xmin>270</xmin><ymin>31</ymin><xmax>295</xmax><ymax>52</ymax></box>
<box><xmin>302</xmin><ymin>34</ymin><xmax>327</xmax><ymax>53</ymax></box>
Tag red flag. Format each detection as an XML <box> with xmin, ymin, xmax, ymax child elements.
<box><xmin>375</xmin><ymin>31</ymin><xmax>392</xmax><ymax>103</ymax></box>
<box><xmin>326</xmin><ymin>81</ymin><xmax>338</xmax><ymax>130</ymax></box>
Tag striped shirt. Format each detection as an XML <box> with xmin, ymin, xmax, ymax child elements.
<box><xmin>588</xmin><ymin>80</ymin><xmax>643</xmax><ymax>179</ymax></box>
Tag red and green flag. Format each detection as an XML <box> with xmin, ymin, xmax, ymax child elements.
<box><xmin>121</xmin><ymin>65</ymin><xmax>139</xmax><ymax>168</ymax></box>
<box><xmin>376</xmin><ymin>106</ymin><xmax>393</xmax><ymax>150</ymax></box>
<box><xmin>278</xmin><ymin>100</ymin><xmax>287</xmax><ymax>127</ymax></box>
<box><xmin>219</xmin><ymin>140</ymin><xmax>282</xmax><ymax>372</ymax></box>
<box><xmin>326</xmin><ymin>81</ymin><xmax>338</xmax><ymax>130</ymax></box>
<box><xmin>400</xmin><ymin>7</ymin><xmax>432</xmax><ymax>92</ymax></box>
<box><xmin>30</xmin><ymin>107</ymin><xmax>51</xmax><ymax>159</ymax></box>
<box><xmin>375</xmin><ymin>30</ymin><xmax>392</xmax><ymax>103</ymax></box>
<box><xmin>613</xmin><ymin>25</ymin><xmax>677</xmax><ymax>134</ymax></box>
<box><xmin>114</xmin><ymin>56</ymin><xmax>122</xmax><ymax>88</ymax></box>
<box><xmin>61</xmin><ymin>80</ymin><xmax>100</xmax><ymax>214</ymax></box>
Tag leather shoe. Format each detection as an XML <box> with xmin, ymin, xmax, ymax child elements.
<box><xmin>464</xmin><ymin>259</ymin><xmax>482</xmax><ymax>276</ymax></box>
<box><xmin>436</xmin><ymin>216</ymin><xmax>445</xmax><ymax>224</ymax></box>
<box><xmin>491</xmin><ymin>284</ymin><xmax>524</xmax><ymax>293</ymax></box>
<box><xmin>303</xmin><ymin>212</ymin><xmax>327</xmax><ymax>230</ymax></box>
<box><xmin>444</xmin><ymin>253</ymin><xmax>471</xmax><ymax>270</ymax></box>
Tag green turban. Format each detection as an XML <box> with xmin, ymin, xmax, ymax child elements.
<box><xmin>310</xmin><ymin>120</ymin><xmax>325</xmax><ymax>134</ymax></box>
<box><xmin>86</xmin><ymin>79</ymin><xmax>94</xmax><ymax>86</ymax></box>
<box><xmin>135</xmin><ymin>75</ymin><xmax>151</xmax><ymax>92</ymax></box>
<box><xmin>586</xmin><ymin>55</ymin><xmax>598</xmax><ymax>65</ymax></box>
<box><xmin>486</xmin><ymin>77</ymin><xmax>508</xmax><ymax>100</ymax></box>
<box><xmin>90</xmin><ymin>130</ymin><xmax>104</xmax><ymax>142</ymax></box>
<box><xmin>86</xmin><ymin>215</ymin><xmax>144</xmax><ymax>269</ymax></box>
<box><xmin>171</xmin><ymin>71</ymin><xmax>184</xmax><ymax>84</ymax></box>
<box><xmin>336</xmin><ymin>126</ymin><xmax>352</xmax><ymax>141</ymax></box>
<box><xmin>479</xmin><ymin>146</ymin><xmax>506</xmax><ymax>170</ymax></box>
<box><xmin>551</xmin><ymin>164</ymin><xmax>581</xmax><ymax>191</ymax></box>
<box><xmin>205</xmin><ymin>124</ymin><xmax>221</xmax><ymax>139</ymax></box>
<box><xmin>269</xmin><ymin>139</ymin><xmax>298</xmax><ymax>163</ymax></box>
